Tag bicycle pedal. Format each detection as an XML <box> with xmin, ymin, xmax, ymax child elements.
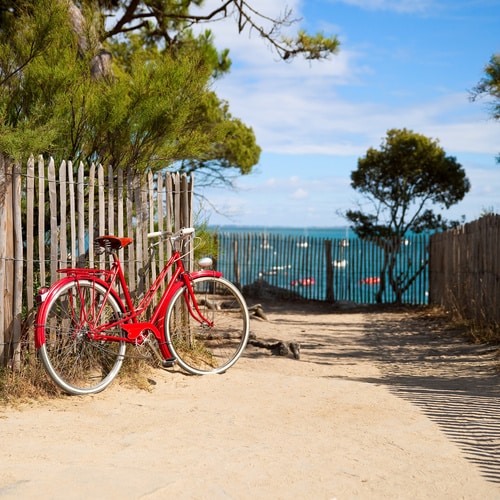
<box><xmin>161</xmin><ymin>358</ymin><xmax>176</xmax><ymax>368</ymax></box>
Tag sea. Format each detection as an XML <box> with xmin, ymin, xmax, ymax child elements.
<box><xmin>208</xmin><ymin>225</ymin><xmax>352</xmax><ymax>240</ymax></box>
<box><xmin>208</xmin><ymin>226</ymin><xmax>430</xmax><ymax>304</ymax></box>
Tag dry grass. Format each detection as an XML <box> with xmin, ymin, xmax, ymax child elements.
<box><xmin>117</xmin><ymin>357</ymin><xmax>160</xmax><ymax>392</ymax></box>
<box><xmin>0</xmin><ymin>351</ymin><xmax>61</xmax><ymax>406</ymax></box>
<box><xmin>448</xmin><ymin>316</ymin><xmax>500</xmax><ymax>345</ymax></box>
<box><xmin>0</xmin><ymin>345</ymin><xmax>160</xmax><ymax>405</ymax></box>
<box><xmin>437</xmin><ymin>303</ymin><xmax>500</xmax><ymax>345</ymax></box>
<box><xmin>410</xmin><ymin>305</ymin><xmax>500</xmax><ymax>371</ymax></box>
<box><xmin>413</xmin><ymin>305</ymin><xmax>499</xmax><ymax>342</ymax></box>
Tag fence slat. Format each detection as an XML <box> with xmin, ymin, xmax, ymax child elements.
<box><xmin>59</xmin><ymin>161</ymin><xmax>68</xmax><ymax>268</ymax></box>
<box><xmin>26</xmin><ymin>156</ymin><xmax>35</xmax><ymax>313</ymax></box>
<box><xmin>12</xmin><ymin>161</ymin><xmax>23</xmax><ymax>369</ymax></box>
<box><xmin>48</xmin><ymin>158</ymin><xmax>58</xmax><ymax>280</ymax></box>
<box><xmin>108</xmin><ymin>165</ymin><xmax>114</xmax><ymax>236</ymax></box>
<box><xmin>117</xmin><ymin>167</ymin><xmax>124</xmax><ymax>264</ymax></box>
<box><xmin>38</xmin><ymin>156</ymin><xmax>46</xmax><ymax>284</ymax></box>
<box><xmin>88</xmin><ymin>163</ymin><xmax>95</xmax><ymax>267</ymax></box>
<box><xmin>68</xmin><ymin>161</ymin><xmax>76</xmax><ymax>268</ymax></box>
<box><xmin>0</xmin><ymin>154</ymin><xmax>11</xmax><ymax>365</ymax></box>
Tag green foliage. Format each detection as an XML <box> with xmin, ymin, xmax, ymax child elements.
<box><xmin>0</xmin><ymin>0</ymin><xmax>339</xmax><ymax>181</ymax></box>
<box><xmin>471</xmin><ymin>53</ymin><xmax>500</xmax><ymax>164</ymax></box>
<box><xmin>0</xmin><ymin>0</ymin><xmax>76</xmax><ymax>156</ymax></box>
<box><xmin>0</xmin><ymin>0</ymin><xmax>261</xmax><ymax>177</ymax></box>
<box><xmin>346</xmin><ymin>128</ymin><xmax>470</xmax><ymax>303</ymax></box>
<box><xmin>281</xmin><ymin>30</ymin><xmax>340</xmax><ymax>60</ymax></box>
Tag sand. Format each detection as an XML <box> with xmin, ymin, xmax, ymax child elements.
<box><xmin>1</xmin><ymin>300</ymin><xmax>499</xmax><ymax>499</ymax></box>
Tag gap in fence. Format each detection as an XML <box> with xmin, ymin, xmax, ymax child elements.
<box><xmin>214</xmin><ymin>232</ymin><xmax>430</xmax><ymax>304</ymax></box>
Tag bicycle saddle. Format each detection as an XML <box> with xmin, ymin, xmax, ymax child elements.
<box><xmin>95</xmin><ymin>235</ymin><xmax>133</xmax><ymax>250</ymax></box>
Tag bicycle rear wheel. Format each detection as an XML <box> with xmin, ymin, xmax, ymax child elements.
<box><xmin>37</xmin><ymin>279</ymin><xmax>127</xmax><ymax>395</ymax></box>
<box><xmin>165</xmin><ymin>276</ymin><xmax>250</xmax><ymax>375</ymax></box>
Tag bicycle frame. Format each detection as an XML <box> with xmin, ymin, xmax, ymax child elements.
<box><xmin>35</xmin><ymin>243</ymin><xmax>223</xmax><ymax>362</ymax></box>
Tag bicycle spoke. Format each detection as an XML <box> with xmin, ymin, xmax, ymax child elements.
<box><xmin>166</xmin><ymin>277</ymin><xmax>249</xmax><ymax>374</ymax></box>
<box><xmin>38</xmin><ymin>280</ymin><xmax>126</xmax><ymax>395</ymax></box>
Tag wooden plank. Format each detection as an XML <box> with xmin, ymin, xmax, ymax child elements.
<box><xmin>0</xmin><ymin>154</ymin><xmax>9</xmax><ymax>364</ymax></box>
<box><xmin>88</xmin><ymin>163</ymin><xmax>95</xmax><ymax>267</ymax></box>
<box><xmin>26</xmin><ymin>156</ymin><xmax>35</xmax><ymax>313</ymax></box>
<box><xmin>165</xmin><ymin>173</ymin><xmax>173</xmax><ymax>275</ymax></box>
<box><xmin>325</xmin><ymin>240</ymin><xmax>333</xmax><ymax>302</ymax></box>
<box><xmin>148</xmin><ymin>171</ymin><xmax>157</xmax><ymax>281</ymax></box>
<box><xmin>48</xmin><ymin>158</ymin><xmax>58</xmax><ymax>281</ymax></box>
<box><xmin>117</xmin><ymin>167</ymin><xmax>124</xmax><ymax>264</ymax></box>
<box><xmin>67</xmin><ymin>161</ymin><xmax>76</xmax><ymax>267</ymax></box>
<box><xmin>157</xmin><ymin>172</ymin><xmax>165</xmax><ymax>286</ymax></box>
<box><xmin>98</xmin><ymin>164</ymin><xmax>106</xmax><ymax>269</ymax></box>
<box><xmin>38</xmin><ymin>156</ymin><xmax>46</xmax><ymax>284</ymax></box>
<box><xmin>108</xmin><ymin>164</ymin><xmax>114</xmax><ymax>235</ymax></box>
<box><xmin>126</xmin><ymin>168</ymin><xmax>135</xmax><ymax>292</ymax></box>
<box><xmin>134</xmin><ymin>172</ymin><xmax>144</xmax><ymax>296</ymax></box>
<box><xmin>173</xmin><ymin>173</ymin><xmax>180</xmax><ymax>231</ymax></box>
<box><xmin>59</xmin><ymin>161</ymin><xmax>68</xmax><ymax>268</ymax></box>
<box><xmin>12</xmin><ymin>160</ymin><xmax>23</xmax><ymax>369</ymax></box>
<box><xmin>77</xmin><ymin>162</ymin><xmax>85</xmax><ymax>267</ymax></box>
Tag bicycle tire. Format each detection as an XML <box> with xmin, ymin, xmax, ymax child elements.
<box><xmin>37</xmin><ymin>279</ymin><xmax>127</xmax><ymax>395</ymax></box>
<box><xmin>165</xmin><ymin>276</ymin><xmax>250</xmax><ymax>375</ymax></box>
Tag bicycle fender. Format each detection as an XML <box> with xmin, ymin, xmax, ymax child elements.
<box><xmin>189</xmin><ymin>270</ymin><xmax>223</xmax><ymax>279</ymax></box>
<box><xmin>34</xmin><ymin>277</ymin><xmax>126</xmax><ymax>349</ymax></box>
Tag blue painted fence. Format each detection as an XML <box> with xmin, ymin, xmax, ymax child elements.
<box><xmin>214</xmin><ymin>232</ymin><xmax>429</xmax><ymax>304</ymax></box>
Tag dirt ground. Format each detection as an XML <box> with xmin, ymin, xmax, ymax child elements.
<box><xmin>1</xmin><ymin>300</ymin><xmax>500</xmax><ymax>499</ymax></box>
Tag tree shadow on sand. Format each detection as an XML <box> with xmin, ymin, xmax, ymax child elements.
<box><xmin>330</xmin><ymin>311</ymin><xmax>500</xmax><ymax>485</ymax></box>
<box><xmin>246</xmin><ymin>298</ymin><xmax>500</xmax><ymax>484</ymax></box>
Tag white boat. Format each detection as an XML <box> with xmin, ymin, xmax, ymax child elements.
<box><xmin>333</xmin><ymin>259</ymin><xmax>348</xmax><ymax>268</ymax></box>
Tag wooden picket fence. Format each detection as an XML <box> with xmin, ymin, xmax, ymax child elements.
<box><xmin>0</xmin><ymin>154</ymin><xmax>193</xmax><ymax>367</ymax></box>
<box><xmin>429</xmin><ymin>214</ymin><xmax>500</xmax><ymax>325</ymax></box>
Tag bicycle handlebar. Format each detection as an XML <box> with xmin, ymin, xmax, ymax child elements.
<box><xmin>147</xmin><ymin>227</ymin><xmax>195</xmax><ymax>241</ymax></box>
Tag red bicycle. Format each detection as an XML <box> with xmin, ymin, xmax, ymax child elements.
<box><xmin>34</xmin><ymin>228</ymin><xmax>250</xmax><ymax>395</ymax></box>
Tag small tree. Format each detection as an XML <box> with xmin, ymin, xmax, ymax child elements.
<box><xmin>346</xmin><ymin>128</ymin><xmax>470</xmax><ymax>303</ymax></box>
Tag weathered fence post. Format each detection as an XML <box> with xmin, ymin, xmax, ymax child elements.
<box><xmin>12</xmin><ymin>161</ymin><xmax>23</xmax><ymax>369</ymax></box>
<box><xmin>0</xmin><ymin>153</ymin><xmax>13</xmax><ymax>366</ymax></box>
<box><xmin>0</xmin><ymin>154</ymin><xmax>23</xmax><ymax>368</ymax></box>
<box><xmin>324</xmin><ymin>240</ymin><xmax>334</xmax><ymax>302</ymax></box>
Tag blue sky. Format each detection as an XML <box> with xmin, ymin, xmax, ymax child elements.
<box><xmin>194</xmin><ymin>0</ymin><xmax>500</xmax><ymax>228</ymax></box>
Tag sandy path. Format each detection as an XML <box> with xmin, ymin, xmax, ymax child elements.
<box><xmin>1</xmin><ymin>301</ymin><xmax>499</xmax><ymax>499</ymax></box>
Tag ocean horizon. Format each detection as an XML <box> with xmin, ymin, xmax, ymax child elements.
<box><xmin>208</xmin><ymin>225</ymin><xmax>354</xmax><ymax>240</ymax></box>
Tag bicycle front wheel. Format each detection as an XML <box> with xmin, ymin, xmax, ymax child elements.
<box><xmin>37</xmin><ymin>279</ymin><xmax>127</xmax><ymax>395</ymax></box>
<box><xmin>165</xmin><ymin>276</ymin><xmax>250</xmax><ymax>375</ymax></box>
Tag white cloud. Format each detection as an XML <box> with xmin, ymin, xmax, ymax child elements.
<box><xmin>190</xmin><ymin>0</ymin><xmax>499</xmax><ymax>160</ymax></box>
<box><xmin>329</xmin><ymin>0</ymin><xmax>436</xmax><ymax>13</ymax></box>
<box><xmin>291</xmin><ymin>188</ymin><xmax>309</xmax><ymax>200</ymax></box>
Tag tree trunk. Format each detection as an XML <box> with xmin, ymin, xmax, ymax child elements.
<box><xmin>67</xmin><ymin>0</ymin><xmax>113</xmax><ymax>81</ymax></box>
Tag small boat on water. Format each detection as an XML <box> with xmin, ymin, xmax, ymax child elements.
<box><xmin>333</xmin><ymin>259</ymin><xmax>348</xmax><ymax>268</ymax></box>
<box><xmin>358</xmin><ymin>276</ymin><xmax>380</xmax><ymax>285</ymax></box>
<box><xmin>259</xmin><ymin>265</ymin><xmax>291</xmax><ymax>277</ymax></box>
<box><xmin>291</xmin><ymin>277</ymin><xmax>315</xmax><ymax>287</ymax></box>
